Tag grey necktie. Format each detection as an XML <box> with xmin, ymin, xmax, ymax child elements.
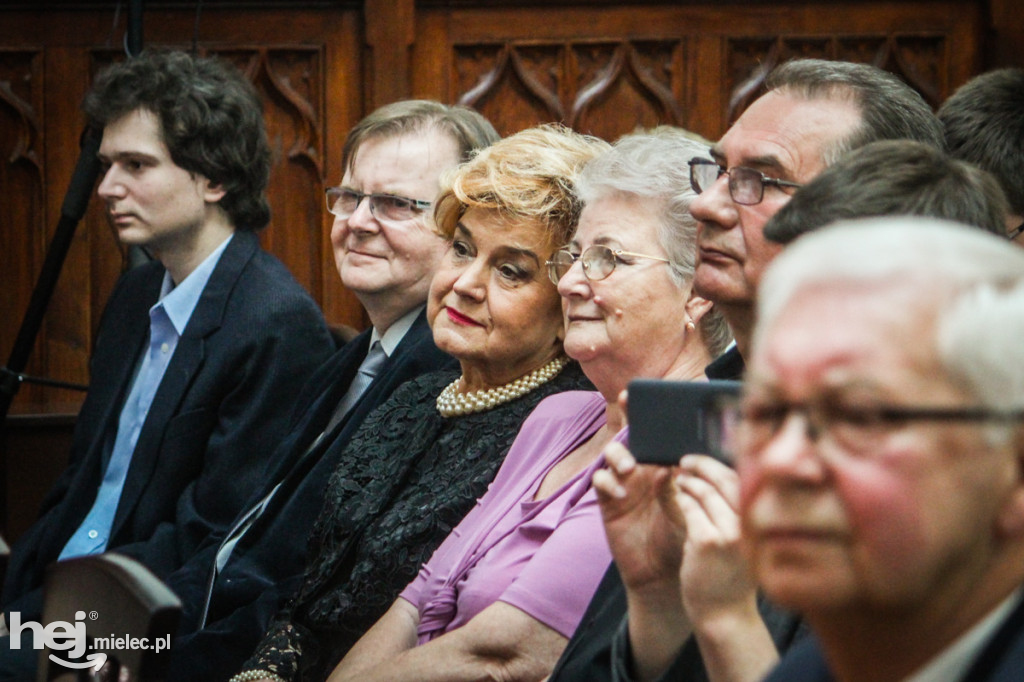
<box><xmin>200</xmin><ymin>340</ymin><xmax>389</xmax><ymax>627</ymax></box>
<box><xmin>324</xmin><ymin>340</ymin><xmax>388</xmax><ymax>434</ymax></box>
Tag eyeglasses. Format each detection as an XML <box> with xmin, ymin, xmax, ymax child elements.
<box><xmin>1008</xmin><ymin>220</ymin><xmax>1024</xmax><ymax>241</ymax></box>
<box><xmin>688</xmin><ymin>158</ymin><xmax>803</xmax><ymax>206</ymax></box>
<box><xmin>718</xmin><ymin>399</ymin><xmax>1024</xmax><ymax>460</ymax></box>
<box><xmin>545</xmin><ymin>245</ymin><xmax>670</xmax><ymax>285</ymax></box>
<box><xmin>325</xmin><ymin>187</ymin><xmax>432</xmax><ymax>222</ymax></box>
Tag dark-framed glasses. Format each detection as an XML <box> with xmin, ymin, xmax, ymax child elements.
<box><xmin>325</xmin><ymin>187</ymin><xmax>432</xmax><ymax>222</ymax></box>
<box><xmin>717</xmin><ymin>398</ymin><xmax>1024</xmax><ymax>460</ymax></box>
<box><xmin>688</xmin><ymin>157</ymin><xmax>803</xmax><ymax>206</ymax></box>
<box><xmin>1008</xmin><ymin>220</ymin><xmax>1024</xmax><ymax>242</ymax></box>
<box><xmin>546</xmin><ymin>245</ymin><xmax>670</xmax><ymax>285</ymax></box>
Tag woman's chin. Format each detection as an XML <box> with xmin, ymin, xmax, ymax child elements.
<box><xmin>563</xmin><ymin>336</ymin><xmax>607</xmax><ymax>365</ymax></box>
<box><xmin>433</xmin><ymin>329</ymin><xmax>471</xmax><ymax>359</ymax></box>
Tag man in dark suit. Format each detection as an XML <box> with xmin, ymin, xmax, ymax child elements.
<box><xmin>0</xmin><ymin>50</ymin><xmax>334</xmax><ymax>676</ymax></box>
<box><xmin>160</xmin><ymin>100</ymin><xmax>499</xmax><ymax>681</ymax></box>
<box><xmin>748</xmin><ymin>218</ymin><xmax>1024</xmax><ymax>682</ymax></box>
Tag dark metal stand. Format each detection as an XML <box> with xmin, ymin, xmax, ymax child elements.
<box><xmin>0</xmin><ymin>128</ymin><xmax>102</xmax><ymax>423</ymax></box>
<box><xmin>0</xmin><ymin>0</ymin><xmax>145</xmax><ymax>430</ymax></box>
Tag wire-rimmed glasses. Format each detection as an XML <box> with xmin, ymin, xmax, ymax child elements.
<box><xmin>688</xmin><ymin>158</ymin><xmax>802</xmax><ymax>206</ymax></box>
<box><xmin>546</xmin><ymin>245</ymin><xmax>670</xmax><ymax>285</ymax></box>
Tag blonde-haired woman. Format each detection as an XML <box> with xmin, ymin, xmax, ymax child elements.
<box><xmin>327</xmin><ymin>127</ymin><xmax>731</xmax><ymax>682</ymax></box>
<box><xmin>232</xmin><ymin>125</ymin><xmax>607</xmax><ymax>682</ymax></box>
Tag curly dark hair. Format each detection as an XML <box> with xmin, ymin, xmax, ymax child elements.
<box><xmin>83</xmin><ymin>49</ymin><xmax>271</xmax><ymax>231</ymax></box>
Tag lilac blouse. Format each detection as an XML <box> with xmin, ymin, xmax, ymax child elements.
<box><xmin>400</xmin><ymin>390</ymin><xmax>619</xmax><ymax>642</ymax></box>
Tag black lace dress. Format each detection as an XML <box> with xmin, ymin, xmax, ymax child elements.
<box><xmin>235</xmin><ymin>362</ymin><xmax>591</xmax><ymax>682</ymax></box>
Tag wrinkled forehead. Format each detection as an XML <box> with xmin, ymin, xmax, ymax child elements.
<box><xmin>574</xmin><ymin>193</ymin><xmax>663</xmax><ymax>247</ymax></box>
<box><xmin>714</xmin><ymin>90</ymin><xmax>862</xmax><ymax>180</ymax></box>
<box><xmin>342</xmin><ymin>129</ymin><xmax>461</xmax><ymax>192</ymax></box>
<box><xmin>346</xmin><ymin>126</ymin><xmax>459</xmax><ymax>177</ymax></box>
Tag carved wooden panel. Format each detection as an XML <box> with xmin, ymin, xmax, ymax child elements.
<box><xmin>423</xmin><ymin>1</ymin><xmax>982</xmax><ymax>143</ymax></box>
<box><xmin>572</xmin><ymin>42</ymin><xmax>685</xmax><ymax>139</ymax></box>
<box><xmin>726</xmin><ymin>34</ymin><xmax>949</xmax><ymax>127</ymax></box>
<box><xmin>0</xmin><ymin>49</ymin><xmax>46</xmax><ymax>406</ymax></box>
<box><xmin>219</xmin><ymin>47</ymin><xmax>328</xmax><ymax>306</ymax></box>
<box><xmin>450</xmin><ymin>40</ymin><xmax>688</xmax><ymax>138</ymax></box>
<box><xmin>0</xmin><ymin>0</ymin><xmax>1009</xmax><ymax>420</ymax></box>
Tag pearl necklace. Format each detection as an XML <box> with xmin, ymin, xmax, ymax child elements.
<box><xmin>436</xmin><ymin>356</ymin><xmax>570</xmax><ymax>418</ymax></box>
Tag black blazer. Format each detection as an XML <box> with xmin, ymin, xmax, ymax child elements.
<box><xmin>164</xmin><ymin>310</ymin><xmax>456</xmax><ymax>682</ymax></box>
<box><xmin>762</xmin><ymin>593</ymin><xmax>1024</xmax><ymax>682</ymax></box>
<box><xmin>1</xmin><ymin>231</ymin><xmax>334</xmax><ymax>618</ymax></box>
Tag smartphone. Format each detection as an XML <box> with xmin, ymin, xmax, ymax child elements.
<box><xmin>627</xmin><ymin>378</ymin><xmax>743</xmax><ymax>466</ymax></box>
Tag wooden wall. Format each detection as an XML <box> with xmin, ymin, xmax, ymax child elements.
<box><xmin>0</xmin><ymin>0</ymin><xmax>1019</xmax><ymax>536</ymax></box>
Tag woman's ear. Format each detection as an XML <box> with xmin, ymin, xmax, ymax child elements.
<box><xmin>684</xmin><ymin>293</ymin><xmax>714</xmax><ymax>327</ymax></box>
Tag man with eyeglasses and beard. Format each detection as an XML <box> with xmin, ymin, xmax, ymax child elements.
<box><xmin>548</xmin><ymin>58</ymin><xmax>945</xmax><ymax>682</ymax></box>
<box><xmin>161</xmin><ymin>100</ymin><xmax>499</xmax><ymax>682</ymax></box>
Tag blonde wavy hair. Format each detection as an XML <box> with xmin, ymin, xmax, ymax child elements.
<box><xmin>432</xmin><ymin>124</ymin><xmax>610</xmax><ymax>249</ymax></box>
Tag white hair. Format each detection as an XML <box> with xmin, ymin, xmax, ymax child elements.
<box><xmin>575</xmin><ymin>126</ymin><xmax>732</xmax><ymax>356</ymax></box>
<box><xmin>756</xmin><ymin>217</ymin><xmax>1024</xmax><ymax>413</ymax></box>
<box><xmin>575</xmin><ymin>126</ymin><xmax>709</xmax><ymax>284</ymax></box>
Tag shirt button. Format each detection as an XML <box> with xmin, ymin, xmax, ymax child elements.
<box><xmin>161</xmin><ymin>343</ymin><xmax>170</xmax><ymax>354</ymax></box>
<box><xmin>87</xmin><ymin>530</ymin><xmax>99</xmax><ymax>539</ymax></box>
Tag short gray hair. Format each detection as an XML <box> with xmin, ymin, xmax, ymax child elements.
<box><xmin>757</xmin><ymin>217</ymin><xmax>1024</xmax><ymax>420</ymax></box>
<box><xmin>342</xmin><ymin>100</ymin><xmax>499</xmax><ymax>175</ymax></box>
<box><xmin>766</xmin><ymin>59</ymin><xmax>945</xmax><ymax>166</ymax></box>
<box><xmin>575</xmin><ymin>126</ymin><xmax>733</xmax><ymax>357</ymax></box>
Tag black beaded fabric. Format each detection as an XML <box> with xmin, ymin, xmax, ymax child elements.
<box><xmin>238</xmin><ymin>362</ymin><xmax>592</xmax><ymax>682</ymax></box>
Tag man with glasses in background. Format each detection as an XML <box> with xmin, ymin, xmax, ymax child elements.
<box><xmin>746</xmin><ymin>218</ymin><xmax>1024</xmax><ymax>682</ymax></box>
<box><xmin>161</xmin><ymin>100</ymin><xmax>498</xmax><ymax>682</ymax></box>
<box><xmin>549</xmin><ymin>58</ymin><xmax>945</xmax><ymax>682</ymax></box>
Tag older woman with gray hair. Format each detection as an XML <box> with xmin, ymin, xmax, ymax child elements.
<box><xmin>328</xmin><ymin>127</ymin><xmax>731</xmax><ymax>682</ymax></box>
<box><xmin>549</xmin><ymin>128</ymin><xmax>803</xmax><ymax>682</ymax></box>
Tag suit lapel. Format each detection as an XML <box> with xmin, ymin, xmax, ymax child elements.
<box><xmin>255</xmin><ymin>330</ymin><xmax>372</xmax><ymax>487</ymax></box>
<box><xmin>110</xmin><ymin>232</ymin><xmax>258</xmax><ymax>535</ymax></box>
<box><xmin>39</xmin><ymin>268</ymin><xmax>161</xmax><ymax>558</ymax></box>
<box><xmin>251</xmin><ymin>314</ymin><xmax>437</xmax><ymax>507</ymax></box>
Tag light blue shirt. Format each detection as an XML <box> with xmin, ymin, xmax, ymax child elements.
<box><xmin>59</xmin><ymin>234</ymin><xmax>234</xmax><ymax>560</ymax></box>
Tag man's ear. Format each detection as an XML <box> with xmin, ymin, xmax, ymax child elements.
<box><xmin>685</xmin><ymin>293</ymin><xmax>714</xmax><ymax>326</ymax></box>
<box><xmin>203</xmin><ymin>179</ymin><xmax>227</xmax><ymax>203</ymax></box>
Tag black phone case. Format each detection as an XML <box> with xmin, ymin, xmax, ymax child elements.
<box><xmin>627</xmin><ymin>378</ymin><xmax>743</xmax><ymax>465</ymax></box>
